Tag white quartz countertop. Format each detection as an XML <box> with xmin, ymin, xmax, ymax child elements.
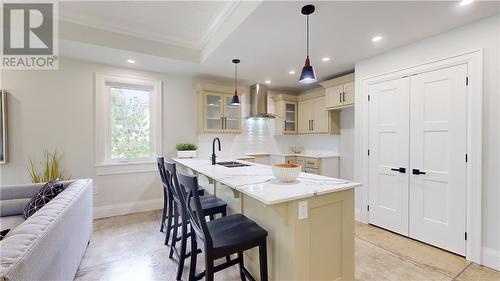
<box><xmin>270</xmin><ymin>152</ymin><xmax>340</xmax><ymax>158</ymax></box>
<box><xmin>174</xmin><ymin>158</ymin><xmax>360</xmax><ymax>205</ymax></box>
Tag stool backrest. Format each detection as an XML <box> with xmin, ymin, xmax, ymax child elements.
<box><xmin>176</xmin><ymin>171</ymin><xmax>213</xmax><ymax>248</ymax></box>
<box><xmin>156</xmin><ymin>156</ymin><xmax>170</xmax><ymax>202</ymax></box>
<box><xmin>163</xmin><ymin>160</ymin><xmax>183</xmax><ymax>209</ymax></box>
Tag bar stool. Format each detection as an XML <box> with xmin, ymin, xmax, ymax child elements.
<box><xmin>156</xmin><ymin>156</ymin><xmax>204</xmax><ymax>238</ymax></box>
<box><xmin>176</xmin><ymin>171</ymin><xmax>269</xmax><ymax>281</ymax></box>
<box><xmin>163</xmin><ymin>160</ymin><xmax>228</xmax><ymax>281</ymax></box>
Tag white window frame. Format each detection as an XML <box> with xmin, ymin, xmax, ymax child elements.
<box><xmin>95</xmin><ymin>73</ymin><xmax>162</xmax><ymax>175</ymax></box>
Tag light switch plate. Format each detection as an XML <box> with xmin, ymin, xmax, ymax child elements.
<box><xmin>298</xmin><ymin>200</ymin><xmax>308</xmax><ymax>220</ymax></box>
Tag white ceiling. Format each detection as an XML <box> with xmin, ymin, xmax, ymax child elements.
<box><xmin>60</xmin><ymin>1</ymin><xmax>238</xmax><ymax>50</ymax></box>
<box><xmin>59</xmin><ymin>1</ymin><xmax>500</xmax><ymax>92</ymax></box>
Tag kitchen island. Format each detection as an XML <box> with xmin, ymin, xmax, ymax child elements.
<box><xmin>174</xmin><ymin>158</ymin><xmax>361</xmax><ymax>281</ymax></box>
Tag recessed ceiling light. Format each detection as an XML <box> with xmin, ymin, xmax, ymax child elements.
<box><xmin>265</xmin><ymin>80</ymin><xmax>271</xmax><ymax>84</ymax></box>
<box><xmin>372</xmin><ymin>36</ymin><xmax>383</xmax><ymax>42</ymax></box>
<box><xmin>127</xmin><ymin>59</ymin><xmax>136</xmax><ymax>64</ymax></box>
<box><xmin>322</xmin><ymin>57</ymin><xmax>330</xmax><ymax>62</ymax></box>
<box><xmin>459</xmin><ymin>0</ymin><xmax>474</xmax><ymax>6</ymax></box>
<box><xmin>289</xmin><ymin>70</ymin><xmax>296</xmax><ymax>75</ymax></box>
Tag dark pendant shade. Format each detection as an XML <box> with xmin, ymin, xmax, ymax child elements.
<box><xmin>299</xmin><ymin>57</ymin><xmax>317</xmax><ymax>84</ymax></box>
<box><xmin>231</xmin><ymin>91</ymin><xmax>240</xmax><ymax>105</ymax></box>
<box><xmin>231</xmin><ymin>58</ymin><xmax>240</xmax><ymax>105</ymax></box>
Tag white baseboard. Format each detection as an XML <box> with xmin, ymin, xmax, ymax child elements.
<box><xmin>93</xmin><ymin>198</ymin><xmax>163</xmax><ymax>219</ymax></box>
<box><xmin>482</xmin><ymin>247</ymin><xmax>500</xmax><ymax>271</ymax></box>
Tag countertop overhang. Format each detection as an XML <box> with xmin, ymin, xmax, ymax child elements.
<box><xmin>173</xmin><ymin>158</ymin><xmax>361</xmax><ymax>205</ymax></box>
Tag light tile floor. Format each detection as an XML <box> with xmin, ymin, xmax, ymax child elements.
<box><xmin>74</xmin><ymin>211</ymin><xmax>500</xmax><ymax>281</ymax></box>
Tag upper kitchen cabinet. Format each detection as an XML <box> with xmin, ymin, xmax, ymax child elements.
<box><xmin>272</xmin><ymin>94</ymin><xmax>298</xmax><ymax>134</ymax></box>
<box><xmin>320</xmin><ymin>73</ymin><xmax>355</xmax><ymax>110</ymax></box>
<box><xmin>297</xmin><ymin>90</ymin><xmax>340</xmax><ymax>135</ymax></box>
<box><xmin>196</xmin><ymin>84</ymin><xmax>242</xmax><ymax>133</ymax></box>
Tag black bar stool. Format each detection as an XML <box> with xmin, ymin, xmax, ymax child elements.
<box><xmin>156</xmin><ymin>156</ymin><xmax>204</xmax><ymax>238</ymax></box>
<box><xmin>176</xmin><ymin>171</ymin><xmax>269</xmax><ymax>281</ymax></box>
<box><xmin>163</xmin><ymin>160</ymin><xmax>228</xmax><ymax>281</ymax></box>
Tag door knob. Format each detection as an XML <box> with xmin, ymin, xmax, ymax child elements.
<box><xmin>391</xmin><ymin>167</ymin><xmax>406</xmax><ymax>173</ymax></box>
<box><xmin>412</xmin><ymin>169</ymin><xmax>426</xmax><ymax>175</ymax></box>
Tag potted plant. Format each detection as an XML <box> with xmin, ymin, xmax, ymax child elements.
<box><xmin>176</xmin><ymin>143</ymin><xmax>198</xmax><ymax>158</ymax></box>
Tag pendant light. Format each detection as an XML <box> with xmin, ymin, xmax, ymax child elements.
<box><xmin>231</xmin><ymin>59</ymin><xmax>240</xmax><ymax>105</ymax></box>
<box><xmin>299</xmin><ymin>4</ymin><xmax>317</xmax><ymax>84</ymax></box>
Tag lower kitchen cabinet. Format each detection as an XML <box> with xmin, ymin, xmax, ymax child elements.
<box><xmin>272</xmin><ymin>155</ymin><xmax>339</xmax><ymax>178</ymax></box>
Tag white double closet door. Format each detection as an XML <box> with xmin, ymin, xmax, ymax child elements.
<box><xmin>368</xmin><ymin>64</ymin><xmax>467</xmax><ymax>255</ymax></box>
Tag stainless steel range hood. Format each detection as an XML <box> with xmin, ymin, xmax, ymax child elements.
<box><xmin>249</xmin><ymin>84</ymin><xmax>276</xmax><ymax>118</ymax></box>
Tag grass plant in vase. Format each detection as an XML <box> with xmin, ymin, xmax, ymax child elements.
<box><xmin>176</xmin><ymin>143</ymin><xmax>197</xmax><ymax>158</ymax></box>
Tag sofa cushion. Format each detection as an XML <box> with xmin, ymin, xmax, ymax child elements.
<box><xmin>0</xmin><ymin>215</ymin><xmax>25</xmax><ymax>232</ymax></box>
<box><xmin>23</xmin><ymin>180</ymin><xmax>64</xmax><ymax>219</ymax></box>
<box><xmin>1</xmin><ymin>198</ymin><xmax>31</xmax><ymax>217</ymax></box>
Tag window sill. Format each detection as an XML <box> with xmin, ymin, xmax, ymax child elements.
<box><xmin>95</xmin><ymin>161</ymin><xmax>157</xmax><ymax>176</ymax></box>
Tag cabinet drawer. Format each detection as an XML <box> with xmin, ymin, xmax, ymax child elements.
<box><xmin>285</xmin><ymin>156</ymin><xmax>297</xmax><ymax>164</ymax></box>
<box><xmin>305</xmin><ymin>167</ymin><xmax>319</xmax><ymax>174</ymax></box>
<box><xmin>305</xmin><ymin>158</ymin><xmax>319</xmax><ymax>168</ymax></box>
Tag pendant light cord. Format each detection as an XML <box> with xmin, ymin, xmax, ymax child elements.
<box><xmin>306</xmin><ymin>14</ymin><xmax>309</xmax><ymax>57</ymax></box>
<box><xmin>234</xmin><ymin>62</ymin><xmax>237</xmax><ymax>92</ymax></box>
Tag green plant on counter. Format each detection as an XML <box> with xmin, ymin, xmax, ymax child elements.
<box><xmin>176</xmin><ymin>143</ymin><xmax>197</xmax><ymax>151</ymax></box>
<box><xmin>28</xmin><ymin>149</ymin><xmax>70</xmax><ymax>183</ymax></box>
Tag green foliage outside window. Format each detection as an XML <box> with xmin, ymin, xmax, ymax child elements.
<box><xmin>110</xmin><ymin>87</ymin><xmax>151</xmax><ymax>160</ymax></box>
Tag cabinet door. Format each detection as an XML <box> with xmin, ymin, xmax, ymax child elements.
<box><xmin>298</xmin><ymin>100</ymin><xmax>313</xmax><ymax>134</ymax></box>
<box><xmin>223</xmin><ymin>95</ymin><xmax>241</xmax><ymax>133</ymax></box>
<box><xmin>204</xmin><ymin>92</ymin><xmax>224</xmax><ymax>132</ymax></box>
<box><xmin>296</xmin><ymin>157</ymin><xmax>306</xmax><ymax>172</ymax></box>
<box><xmin>408</xmin><ymin>64</ymin><xmax>467</xmax><ymax>255</ymax></box>
<box><xmin>325</xmin><ymin>85</ymin><xmax>344</xmax><ymax>109</ymax></box>
<box><xmin>342</xmin><ymin>82</ymin><xmax>355</xmax><ymax>106</ymax></box>
<box><xmin>368</xmin><ymin>77</ymin><xmax>410</xmax><ymax>236</ymax></box>
<box><xmin>284</xmin><ymin>102</ymin><xmax>297</xmax><ymax>134</ymax></box>
<box><xmin>313</xmin><ymin>97</ymin><xmax>329</xmax><ymax>133</ymax></box>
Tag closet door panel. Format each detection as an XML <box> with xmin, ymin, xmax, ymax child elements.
<box><xmin>409</xmin><ymin>64</ymin><xmax>467</xmax><ymax>255</ymax></box>
<box><xmin>368</xmin><ymin>77</ymin><xmax>410</xmax><ymax>236</ymax></box>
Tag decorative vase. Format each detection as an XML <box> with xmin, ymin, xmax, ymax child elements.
<box><xmin>177</xmin><ymin>150</ymin><xmax>197</xmax><ymax>158</ymax></box>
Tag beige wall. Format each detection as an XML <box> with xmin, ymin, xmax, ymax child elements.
<box><xmin>0</xmin><ymin>58</ymin><xmax>198</xmax><ymax>215</ymax></box>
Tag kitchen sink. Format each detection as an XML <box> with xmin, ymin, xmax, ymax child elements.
<box><xmin>216</xmin><ymin>161</ymin><xmax>251</xmax><ymax>168</ymax></box>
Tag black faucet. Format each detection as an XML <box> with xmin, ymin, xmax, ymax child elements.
<box><xmin>211</xmin><ymin>137</ymin><xmax>221</xmax><ymax>165</ymax></box>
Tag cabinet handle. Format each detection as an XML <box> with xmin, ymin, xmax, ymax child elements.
<box><xmin>412</xmin><ymin>169</ymin><xmax>426</xmax><ymax>175</ymax></box>
<box><xmin>339</xmin><ymin>93</ymin><xmax>342</xmax><ymax>103</ymax></box>
<box><xmin>312</xmin><ymin>120</ymin><xmax>314</xmax><ymax>131</ymax></box>
<box><xmin>343</xmin><ymin>92</ymin><xmax>346</xmax><ymax>102</ymax></box>
<box><xmin>221</xmin><ymin>117</ymin><xmax>224</xmax><ymax>129</ymax></box>
<box><xmin>391</xmin><ymin>167</ymin><xmax>406</xmax><ymax>173</ymax></box>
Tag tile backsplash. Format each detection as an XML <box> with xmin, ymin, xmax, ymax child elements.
<box><xmin>197</xmin><ymin>118</ymin><xmax>339</xmax><ymax>158</ymax></box>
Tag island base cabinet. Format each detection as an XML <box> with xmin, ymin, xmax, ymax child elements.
<box><xmin>240</xmin><ymin>189</ymin><xmax>354</xmax><ymax>281</ymax></box>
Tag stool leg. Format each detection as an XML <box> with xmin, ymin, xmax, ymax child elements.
<box><xmin>259</xmin><ymin>240</ymin><xmax>268</xmax><ymax>281</ymax></box>
<box><xmin>237</xmin><ymin>251</ymin><xmax>246</xmax><ymax>281</ymax></box>
<box><xmin>205</xmin><ymin>257</ymin><xmax>214</xmax><ymax>281</ymax></box>
<box><xmin>169</xmin><ymin>208</ymin><xmax>179</xmax><ymax>259</ymax></box>
<box><xmin>164</xmin><ymin>199</ymin><xmax>174</xmax><ymax>245</ymax></box>
<box><xmin>188</xmin><ymin>232</ymin><xmax>197</xmax><ymax>281</ymax></box>
<box><xmin>160</xmin><ymin>198</ymin><xmax>167</xmax><ymax>232</ymax></box>
<box><xmin>176</xmin><ymin>217</ymin><xmax>188</xmax><ymax>280</ymax></box>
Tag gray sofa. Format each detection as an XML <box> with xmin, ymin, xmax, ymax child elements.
<box><xmin>0</xmin><ymin>179</ymin><xmax>93</xmax><ymax>281</ymax></box>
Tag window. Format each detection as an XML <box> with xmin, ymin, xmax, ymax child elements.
<box><xmin>109</xmin><ymin>86</ymin><xmax>151</xmax><ymax>161</ymax></box>
<box><xmin>95</xmin><ymin>73</ymin><xmax>162</xmax><ymax>174</ymax></box>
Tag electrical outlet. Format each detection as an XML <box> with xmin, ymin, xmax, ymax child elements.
<box><xmin>298</xmin><ymin>200</ymin><xmax>308</xmax><ymax>220</ymax></box>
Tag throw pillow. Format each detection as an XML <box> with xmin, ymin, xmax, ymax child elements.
<box><xmin>23</xmin><ymin>180</ymin><xmax>65</xmax><ymax>219</ymax></box>
<box><xmin>0</xmin><ymin>229</ymin><xmax>10</xmax><ymax>240</ymax></box>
